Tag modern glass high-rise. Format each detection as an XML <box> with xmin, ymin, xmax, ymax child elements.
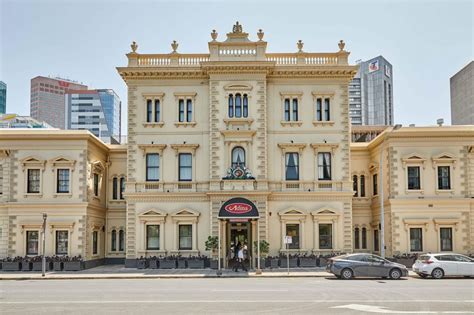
<box><xmin>30</xmin><ymin>76</ymin><xmax>88</xmax><ymax>129</ymax></box>
<box><xmin>65</xmin><ymin>89</ymin><xmax>121</xmax><ymax>144</ymax></box>
<box><xmin>0</xmin><ymin>81</ymin><xmax>6</xmax><ymax>114</ymax></box>
<box><xmin>350</xmin><ymin>56</ymin><xmax>394</xmax><ymax>125</ymax></box>
<box><xmin>450</xmin><ymin>61</ymin><xmax>473</xmax><ymax>125</ymax></box>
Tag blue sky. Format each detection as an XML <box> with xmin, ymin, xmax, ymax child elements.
<box><xmin>1</xmin><ymin>0</ymin><xmax>472</xmax><ymax>134</ymax></box>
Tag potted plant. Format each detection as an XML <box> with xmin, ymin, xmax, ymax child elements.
<box><xmin>205</xmin><ymin>236</ymin><xmax>219</xmax><ymax>269</ymax></box>
<box><xmin>137</xmin><ymin>256</ymin><xmax>148</xmax><ymax>269</ymax></box>
<box><xmin>279</xmin><ymin>253</ymin><xmax>298</xmax><ymax>268</ymax></box>
<box><xmin>187</xmin><ymin>255</ymin><xmax>206</xmax><ymax>269</ymax></box>
<box><xmin>2</xmin><ymin>257</ymin><xmax>22</xmax><ymax>271</ymax></box>
<box><xmin>149</xmin><ymin>256</ymin><xmax>159</xmax><ymax>269</ymax></box>
<box><xmin>63</xmin><ymin>256</ymin><xmax>83</xmax><ymax>271</ymax></box>
<box><xmin>299</xmin><ymin>253</ymin><xmax>317</xmax><ymax>267</ymax></box>
<box><xmin>253</xmin><ymin>240</ymin><xmax>270</xmax><ymax>269</ymax></box>
<box><xmin>159</xmin><ymin>256</ymin><xmax>177</xmax><ymax>269</ymax></box>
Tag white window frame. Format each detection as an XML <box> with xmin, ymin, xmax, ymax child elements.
<box><xmin>170</xmin><ymin>144</ymin><xmax>199</xmax><ymax>184</ymax></box>
<box><xmin>49</xmin><ymin>156</ymin><xmax>76</xmax><ymax>197</ymax></box>
<box><xmin>138</xmin><ymin>210</ymin><xmax>167</xmax><ymax>256</ymax></box>
<box><xmin>174</xmin><ymin>92</ymin><xmax>197</xmax><ymax>127</ymax></box>
<box><xmin>53</xmin><ymin>229</ymin><xmax>70</xmax><ymax>256</ymax></box>
<box><xmin>21</xmin><ymin>156</ymin><xmax>46</xmax><ymax>197</ymax></box>
<box><xmin>312</xmin><ymin>92</ymin><xmax>335</xmax><ymax>126</ymax></box>
<box><xmin>401</xmin><ymin>154</ymin><xmax>426</xmax><ymax>194</ymax></box>
<box><xmin>142</xmin><ymin>93</ymin><xmax>165</xmax><ymax>127</ymax></box>
<box><xmin>279</xmin><ymin>92</ymin><xmax>303</xmax><ymax>126</ymax></box>
<box><xmin>138</xmin><ymin>144</ymin><xmax>166</xmax><ymax>183</ymax></box>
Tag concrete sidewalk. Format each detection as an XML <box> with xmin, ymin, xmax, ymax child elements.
<box><xmin>0</xmin><ymin>265</ymin><xmax>418</xmax><ymax>280</ymax></box>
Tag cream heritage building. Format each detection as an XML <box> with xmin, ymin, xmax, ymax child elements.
<box><xmin>1</xmin><ymin>24</ymin><xmax>473</xmax><ymax>268</ymax></box>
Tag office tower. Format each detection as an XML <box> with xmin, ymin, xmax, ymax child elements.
<box><xmin>451</xmin><ymin>61</ymin><xmax>473</xmax><ymax>125</ymax></box>
<box><xmin>0</xmin><ymin>81</ymin><xmax>6</xmax><ymax>114</ymax></box>
<box><xmin>350</xmin><ymin>56</ymin><xmax>394</xmax><ymax>125</ymax></box>
<box><xmin>30</xmin><ymin>76</ymin><xmax>87</xmax><ymax>129</ymax></box>
<box><xmin>65</xmin><ymin>89</ymin><xmax>121</xmax><ymax>144</ymax></box>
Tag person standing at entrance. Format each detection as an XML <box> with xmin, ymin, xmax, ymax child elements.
<box><xmin>234</xmin><ymin>245</ymin><xmax>247</xmax><ymax>272</ymax></box>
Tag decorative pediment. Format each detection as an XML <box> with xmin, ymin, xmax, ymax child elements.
<box><xmin>278</xmin><ymin>209</ymin><xmax>307</xmax><ymax>221</ymax></box>
<box><xmin>170</xmin><ymin>144</ymin><xmax>199</xmax><ymax>156</ymax></box>
<box><xmin>171</xmin><ymin>208</ymin><xmax>200</xmax><ymax>223</ymax></box>
<box><xmin>138</xmin><ymin>144</ymin><xmax>167</xmax><ymax>156</ymax></box>
<box><xmin>21</xmin><ymin>156</ymin><xmax>46</xmax><ymax>170</ymax></box>
<box><xmin>92</xmin><ymin>161</ymin><xmax>105</xmax><ymax>174</ymax></box>
<box><xmin>311</xmin><ymin>208</ymin><xmax>339</xmax><ymax>222</ymax></box>
<box><xmin>277</xmin><ymin>143</ymin><xmax>306</xmax><ymax>153</ymax></box>
<box><xmin>312</xmin><ymin>208</ymin><xmax>338</xmax><ymax>216</ymax></box>
<box><xmin>49</xmin><ymin>156</ymin><xmax>76</xmax><ymax>170</ymax></box>
<box><xmin>310</xmin><ymin>143</ymin><xmax>339</xmax><ymax>154</ymax></box>
<box><xmin>139</xmin><ymin>209</ymin><xmax>167</xmax><ymax>223</ymax></box>
<box><xmin>401</xmin><ymin>153</ymin><xmax>427</xmax><ymax>169</ymax></box>
<box><xmin>432</xmin><ymin>152</ymin><xmax>457</xmax><ymax>168</ymax></box>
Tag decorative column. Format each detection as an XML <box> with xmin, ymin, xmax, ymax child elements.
<box><xmin>192</xmin><ymin>222</ymin><xmax>197</xmax><ymax>251</ymax></box>
<box><xmin>300</xmin><ymin>219</ymin><xmax>305</xmax><ymax>251</ymax></box>
<box><xmin>222</xmin><ymin>220</ymin><xmax>227</xmax><ymax>268</ymax></box>
<box><xmin>251</xmin><ymin>220</ymin><xmax>257</xmax><ymax>269</ymax></box>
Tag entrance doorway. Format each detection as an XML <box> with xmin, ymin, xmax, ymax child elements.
<box><xmin>227</xmin><ymin>221</ymin><xmax>251</xmax><ymax>269</ymax></box>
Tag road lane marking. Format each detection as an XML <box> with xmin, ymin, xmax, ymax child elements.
<box><xmin>331</xmin><ymin>304</ymin><xmax>474</xmax><ymax>314</ymax></box>
<box><xmin>0</xmin><ymin>300</ymin><xmax>472</xmax><ymax>304</ymax></box>
<box><xmin>212</xmin><ymin>289</ymin><xmax>289</xmax><ymax>292</ymax></box>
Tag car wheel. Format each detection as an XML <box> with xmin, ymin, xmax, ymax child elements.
<box><xmin>341</xmin><ymin>268</ymin><xmax>353</xmax><ymax>280</ymax></box>
<box><xmin>431</xmin><ymin>268</ymin><xmax>444</xmax><ymax>279</ymax></box>
<box><xmin>389</xmin><ymin>268</ymin><xmax>402</xmax><ymax>280</ymax></box>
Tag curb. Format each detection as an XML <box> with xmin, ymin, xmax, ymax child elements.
<box><xmin>0</xmin><ymin>274</ymin><xmax>330</xmax><ymax>280</ymax></box>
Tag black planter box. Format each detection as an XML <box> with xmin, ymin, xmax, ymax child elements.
<box><xmin>21</xmin><ymin>261</ymin><xmax>31</xmax><ymax>271</ymax></box>
<box><xmin>209</xmin><ymin>259</ymin><xmax>218</xmax><ymax>269</ymax></box>
<box><xmin>32</xmin><ymin>261</ymin><xmax>52</xmax><ymax>271</ymax></box>
<box><xmin>187</xmin><ymin>259</ymin><xmax>205</xmax><ymax>269</ymax></box>
<box><xmin>177</xmin><ymin>260</ymin><xmax>186</xmax><ymax>269</ymax></box>
<box><xmin>394</xmin><ymin>258</ymin><xmax>416</xmax><ymax>268</ymax></box>
<box><xmin>2</xmin><ymin>262</ymin><xmax>21</xmax><ymax>271</ymax></box>
<box><xmin>63</xmin><ymin>261</ymin><xmax>82</xmax><ymax>271</ymax></box>
<box><xmin>149</xmin><ymin>260</ymin><xmax>158</xmax><ymax>269</ymax></box>
<box><xmin>318</xmin><ymin>258</ymin><xmax>328</xmax><ymax>267</ymax></box>
<box><xmin>254</xmin><ymin>257</ymin><xmax>267</xmax><ymax>269</ymax></box>
<box><xmin>159</xmin><ymin>259</ymin><xmax>176</xmax><ymax>269</ymax></box>
<box><xmin>280</xmin><ymin>258</ymin><xmax>298</xmax><ymax>268</ymax></box>
<box><xmin>137</xmin><ymin>259</ymin><xmax>148</xmax><ymax>269</ymax></box>
<box><xmin>53</xmin><ymin>262</ymin><xmax>63</xmax><ymax>271</ymax></box>
<box><xmin>299</xmin><ymin>257</ymin><xmax>317</xmax><ymax>268</ymax></box>
<box><xmin>269</xmin><ymin>258</ymin><xmax>279</xmax><ymax>268</ymax></box>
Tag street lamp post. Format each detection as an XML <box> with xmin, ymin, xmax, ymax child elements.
<box><xmin>379</xmin><ymin>124</ymin><xmax>401</xmax><ymax>258</ymax></box>
<box><xmin>42</xmin><ymin>213</ymin><xmax>47</xmax><ymax>277</ymax></box>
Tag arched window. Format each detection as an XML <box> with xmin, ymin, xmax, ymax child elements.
<box><xmin>242</xmin><ymin>94</ymin><xmax>248</xmax><ymax>118</ymax></box>
<box><xmin>354</xmin><ymin>227</ymin><xmax>360</xmax><ymax>249</ymax></box>
<box><xmin>228</xmin><ymin>94</ymin><xmax>234</xmax><ymax>118</ymax></box>
<box><xmin>361</xmin><ymin>227</ymin><xmax>367</xmax><ymax>249</ymax></box>
<box><xmin>232</xmin><ymin>147</ymin><xmax>245</xmax><ymax>168</ymax></box>
<box><xmin>360</xmin><ymin>175</ymin><xmax>366</xmax><ymax>197</ymax></box>
<box><xmin>353</xmin><ymin>175</ymin><xmax>358</xmax><ymax>197</ymax></box>
<box><xmin>235</xmin><ymin>94</ymin><xmax>242</xmax><ymax>118</ymax></box>
<box><xmin>119</xmin><ymin>230</ymin><xmax>125</xmax><ymax>251</ymax></box>
<box><xmin>111</xmin><ymin>229</ymin><xmax>117</xmax><ymax>251</ymax></box>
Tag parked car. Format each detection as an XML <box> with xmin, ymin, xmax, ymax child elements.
<box><xmin>412</xmin><ymin>253</ymin><xmax>474</xmax><ymax>279</ymax></box>
<box><xmin>326</xmin><ymin>253</ymin><xmax>408</xmax><ymax>280</ymax></box>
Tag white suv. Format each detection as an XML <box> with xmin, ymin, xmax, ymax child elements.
<box><xmin>413</xmin><ymin>253</ymin><xmax>474</xmax><ymax>279</ymax></box>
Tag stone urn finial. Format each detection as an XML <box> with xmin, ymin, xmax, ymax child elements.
<box><xmin>257</xmin><ymin>29</ymin><xmax>264</xmax><ymax>41</ymax></box>
<box><xmin>338</xmin><ymin>40</ymin><xmax>345</xmax><ymax>51</ymax></box>
<box><xmin>297</xmin><ymin>40</ymin><xmax>304</xmax><ymax>52</ymax></box>
<box><xmin>130</xmin><ymin>41</ymin><xmax>138</xmax><ymax>53</ymax></box>
<box><xmin>211</xmin><ymin>29</ymin><xmax>218</xmax><ymax>41</ymax></box>
<box><xmin>171</xmin><ymin>40</ymin><xmax>179</xmax><ymax>53</ymax></box>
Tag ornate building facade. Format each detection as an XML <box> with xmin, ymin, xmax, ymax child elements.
<box><xmin>0</xmin><ymin>24</ymin><xmax>473</xmax><ymax>267</ymax></box>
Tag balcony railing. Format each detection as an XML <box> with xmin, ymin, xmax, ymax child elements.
<box><xmin>268</xmin><ymin>181</ymin><xmax>346</xmax><ymax>192</ymax></box>
<box><xmin>127</xmin><ymin>181</ymin><xmax>210</xmax><ymax>193</ymax></box>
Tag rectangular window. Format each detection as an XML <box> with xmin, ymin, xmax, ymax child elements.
<box><xmin>286</xmin><ymin>224</ymin><xmax>300</xmax><ymax>249</ymax></box>
<box><xmin>284</xmin><ymin>99</ymin><xmax>290</xmax><ymax>121</ymax></box>
<box><xmin>179</xmin><ymin>153</ymin><xmax>192</xmax><ymax>181</ymax></box>
<box><xmin>373</xmin><ymin>174</ymin><xmax>378</xmax><ymax>195</ymax></box>
<box><xmin>147</xmin><ymin>99</ymin><xmax>153</xmax><ymax>123</ymax></box>
<box><xmin>154</xmin><ymin>99</ymin><xmax>160</xmax><ymax>122</ymax></box>
<box><xmin>146</xmin><ymin>225</ymin><xmax>160</xmax><ymax>250</ymax></box>
<box><xmin>27</xmin><ymin>169</ymin><xmax>40</xmax><ymax>193</ymax></box>
<box><xmin>292</xmin><ymin>99</ymin><xmax>298</xmax><ymax>121</ymax></box>
<box><xmin>440</xmin><ymin>227</ymin><xmax>453</xmax><ymax>251</ymax></box>
<box><xmin>319</xmin><ymin>224</ymin><xmax>333</xmax><ymax>249</ymax></box>
<box><xmin>353</xmin><ymin>175</ymin><xmax>358</xmax><ymax>197</ymax></box>
<box><xmin>318</xmin><ymin>152</ymin><xmax>332</xmax><ymax>180</ymax></box>
<box><xmin>316</xmin><ymin>98</ymin><xmax>322</xmax><ymax>121</ymax></box>
<box><xmin>146</xmin><ymin>153</ymin><xmax>160</xmax><ymax>181</ymax></box>
<box><xmin>55</xmin><ymin>230</ymin><xmax>68</xmax><ymax>255</ymax></box>
<box><xmin>437</xmin><ymin>166</ymin><xmax>451</xmax><ymax>190</ymax></box>
<box><xmin>186</xmin><ymin>99</ymin><xmax>192</xmax><ymax>122</ymax></box>
<box><xmin>92</xmin><ymin>231</ymin><xmax>98</xmax><ymax>255</ymax></box>
<box><xmin>360</xmin><ymin>175</ymin><xmax>366</xmax><ymax>197</ymax></box>
<box><xmin>410</xmin><ymin>228</ymin><xmax>423</xmax><ymax>252</ymax></box>
<box><xmin>57</xmin><ymin>169</ymin><xmax>70</xmax><ymax>193</ymax></box>
<box><xmin>26</xmin><ymin>231</ymin><xmax>39</xmax><ymax>255</ymax></box>
<box><xmin>119</xmin><ymin>230</ymin><xmax>125</xmax><ymax>251</ymax></box>
<box><xmin>361</xmin><ymin>227</ymin><xmax>367</xmax><ymax>249</ymax></box>
<box><xmin>93</xmin><ymin>173</ymin><xmax>99</xmax><ymax>196</ymax></box>
<box><xmin>324</xmin><ymin>98</ymin><xmax>330</xmax><ymax>121</ymax></box>
<box><xmin>179</xmin><ymin>225</ymin><xmax>192</xmax><ymax>250</ymax></box>
<box><xmin>407</xmin><ymin>166</ymin><xmax>421</xmax><ymax>190</ymax></box>
<box><xmin>120</xmin><ymin>177</ymin><xmax>125</xmax><ymax>200</ymax></box>
<box><xmin>285</xmin><ymin>153</ymin><xmax>299</xmax><ymax>181</ymax></box>
<box><xmin>354</xmin><ymin>227</ymin><xmax>360</xmax><ymax>249</ymax></box>
<box><xmin>112</xmin><ymin>177</ymin><xmax>118</xmax><ymax>200</ymax></box>
<box><xmin>374</xmin><ymin>229</ymin><xmax>379</xmax><ymax>251</ymax></box>
<box><xmin>179</xmin><ymin>99</ymin><xmax>185</xmax><ymax>122</ymax></box>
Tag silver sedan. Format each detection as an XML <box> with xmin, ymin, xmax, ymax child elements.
<box><xmin>326</xmin><ymin>253</ymin><xmax>409</xmax><ymax>280</ymax></box>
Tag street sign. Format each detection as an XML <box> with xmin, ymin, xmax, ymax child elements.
<box><xmin>284</xmin><ymin>236</ymin><xmax>292</xmax><ymax>244</ymax></box>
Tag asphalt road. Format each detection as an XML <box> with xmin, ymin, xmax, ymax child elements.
<box><xmin>0</xmin><ymin>277</ymin><xmax>473</xmax><ymax>314</ymax></box>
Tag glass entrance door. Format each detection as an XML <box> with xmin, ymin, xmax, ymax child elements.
<box><xmin>227</xmin><ymin>221</ymin><xmax>251</xmax><ymax>269</ymax></box>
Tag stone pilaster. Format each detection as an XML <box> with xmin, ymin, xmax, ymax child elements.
<box><xmin>209</xmin><ymin>80</ymin><xmax>221</xmax><ymax>184</ymax></box>
<box><xmin>255</xmin><ymin>80</ymin><xmax>267</xmax><ymax>181</ymax></box>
